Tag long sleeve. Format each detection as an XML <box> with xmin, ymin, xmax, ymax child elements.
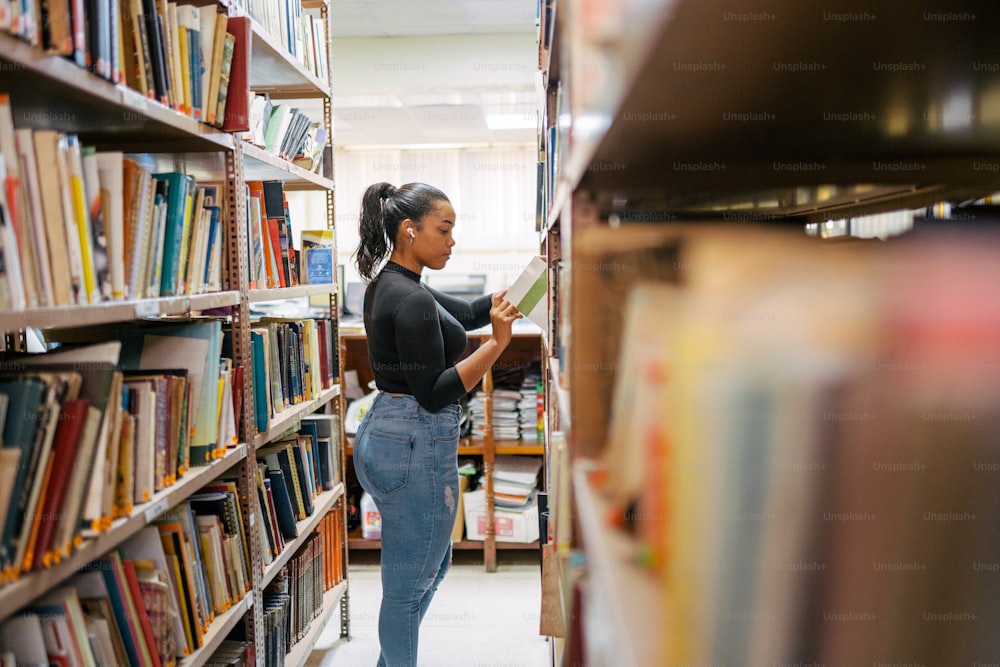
<box><xmin>423</xmin><ymin>285</ymin><xmax>492</xmax><ymax>331</ymax></box>
<box><xmin>391</xmin><ymin>289</ymin><xmax>468</xmax><ymax>412</ymax></box>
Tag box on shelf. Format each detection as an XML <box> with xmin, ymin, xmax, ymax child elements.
<box><xmin>463</xmin><ymin>488</ymin><xmax>539</xmax><ymax>543</ymax></box>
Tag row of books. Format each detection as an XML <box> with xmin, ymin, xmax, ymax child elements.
<box><xmin>0</xmin><ymin>320</ymin><xmax>240</xmax><ymax>584</ymax></box>
<box><xmin>597</xmin><ymin>226</ymin><xmax>1000</xmax><ymax>664</ymax></box>
<box><xmin>249</xmin><ymin>317</ymin><xmax>338</xmax><ymax>434</ymax></box>
<box><xmin>0</xmin><ymin>1</ymin><xmax>250</xmax><ymax>131</ymax></box>
<box><xmin>258</xmin><ymin>508</ymin><xmax>344</xmax><ymax>667</ymax></box>
<box><xmin>253</xmin><ymin>415</ymin><xmax>340</xmax><ymax>564</ymax></box>
<box><xmin>0</xmin><ymin>100</ymin><xmax>229</xmax><ymax>308</ymax></box>
<box><xmin>248</xmin><ymin>96</ymin><xmax>329</xmax><ymax>171</ymax></box>
<box><xmin>317</xmin><ymin>506</ymin><xmax>346</xmax><ymax>591</ymax></box>
<box><xmin>245</xmin><ymin>180</ymin><xmax>300</xmax><ymax>291</ymax></box>
<box><xmin>248</xmin><ymin>0</ymin><xmax>329</xmax><ymax>83</ymax></box>
<box><xmin>0</xmin><ymin>489</ymin><xmax>251</xmax><ymax>666</ymax></box>
<box><xmin>264</xmin><ymin>532</ymin><xmax>324</xmax><ymax>657</ymax></box>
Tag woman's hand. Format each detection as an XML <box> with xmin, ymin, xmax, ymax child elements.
<box><xmin>489</xmin><ymin>289</ymin><xmax>522</xmax><ymax>349</ymax></box>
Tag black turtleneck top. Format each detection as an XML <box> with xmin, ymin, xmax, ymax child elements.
<box><xmin>364</xmin><ymin>261</ymin><xmax>493</xmax><ymax>412</ymax></box>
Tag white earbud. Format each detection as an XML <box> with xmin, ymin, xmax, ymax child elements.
<box><xmin>407</xmin><ymin>228</ymin><xmax>415</xmax><ymax>239</ymax></box>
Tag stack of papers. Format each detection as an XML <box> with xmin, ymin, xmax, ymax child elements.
<box><xmin>468</xmin><ymin>389</ymin><xmax>523</xmax><ymax>440</ymax></box>
<box><xmin>483</xmin><ymin>455</ymin><xmax>543</xmax><ymax>510</ymax></box>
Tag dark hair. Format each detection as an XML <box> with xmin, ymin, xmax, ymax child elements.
<box><xmin>355</xmin><ymin>182</ymin><xmax>450</xmax><ymax>281</ymax></box>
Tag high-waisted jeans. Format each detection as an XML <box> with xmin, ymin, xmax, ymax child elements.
<box><xmin>352</xmin><ymin>392</ymin><xmax>462</xmax><ymax>667</ymax></box>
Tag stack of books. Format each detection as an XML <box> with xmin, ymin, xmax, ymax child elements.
<box><xmin>468</xmin><ymin>388</ymin><xmax>522</xmax><ymax>440</ymax></box>
<box><xmin>490</xmin><ymin>455</ymin><xmax>542</xmax><ymax>509</ymax></box>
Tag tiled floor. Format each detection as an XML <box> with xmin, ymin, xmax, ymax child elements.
<box><xmin>305</xmin><ymin>550</ymin><xmax>551</xmax><ymax>667</ymax></box>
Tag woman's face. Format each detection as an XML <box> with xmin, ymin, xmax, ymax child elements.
<box><xmin>410</xmin><ymin>200</ymin><xmax>457</xmax><ymax>271</ymax></box>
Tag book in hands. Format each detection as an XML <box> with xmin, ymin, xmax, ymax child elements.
<box><xmin>506</xmin><ymin>255</ymin><xmax>547</xmax><ymax>328</ymax></box>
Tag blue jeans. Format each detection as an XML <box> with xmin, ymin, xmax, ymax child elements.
<box><xmin>353</xmin><ymin>392</ymin><xmax>462</xmax><ymax>667</ymax></box>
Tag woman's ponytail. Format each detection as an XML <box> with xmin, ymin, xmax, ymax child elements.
<box><xmin>354</xmin><ymin>181</ymin><xmax>450</xmax><ymax>282</ymax></box>
<box><xmin>356</xmin><ymin>182</ymin><xmax>395</xmax><ymax>281</ymax></box>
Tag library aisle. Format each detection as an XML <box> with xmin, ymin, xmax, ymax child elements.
<box><xmin>305</xmin><ymin>553</ymin><xmax>549</xmax><ymax>667</ymax></box>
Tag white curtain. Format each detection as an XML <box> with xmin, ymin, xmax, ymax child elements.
<box><xmin>327</xmin><ymin>145</ymin><xmax>541</xmax><ymax>291</ymax></box>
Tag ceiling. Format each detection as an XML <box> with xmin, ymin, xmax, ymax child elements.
<box><xmin>327</xmin><ymin>0</ymin><xmax>540</xmax><ymax>147</ymax></box>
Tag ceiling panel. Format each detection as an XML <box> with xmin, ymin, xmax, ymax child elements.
<box><xmin>330</xmin><ymin>0</ymin><xmax>536</xmax><ymax>37</ymax></box>
<box><xmin>328</xmin><ymin>1</ymin><xmax>538</xmax><ymax>146</ymax></box>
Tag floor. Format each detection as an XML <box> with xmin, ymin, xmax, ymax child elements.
<box><xmin>305</xmin><ymin>550</ymin><xmax>551</xmax><ymax>667</ymax></box>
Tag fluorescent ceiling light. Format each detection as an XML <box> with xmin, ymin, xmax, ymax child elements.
<box><xmin>485</xmin><ymin>113</ymin><xmax>536</xmax><ymax>129</ymax></box>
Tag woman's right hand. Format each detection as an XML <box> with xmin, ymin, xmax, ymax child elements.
<box><xmin>489</xmin><ymin>289</ymin><xmax>521</xmax><ymax>348</ymax></box>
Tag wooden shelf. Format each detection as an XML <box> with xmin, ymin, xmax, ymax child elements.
<box><xmin>0</xmin><ymin>445</ymin><xmax>248</xmax><ymax>616</ymax></box>
<box><xmin>550</xmin><ymin>0</ymin><xmax>1000</xmax><ymax>223</ymax></box>
<box><xmin>241</xmin><ymin>141</ymin><xmax>334</xmax><ymax>191</ymax></box>
<box><xmin>249</xmin><ymin>16</ymin><xmax>329</xmax><ymax>98</ymax></box>
<box><xmin>254</xmin><ymin>384</ymin><xmax>342</xmax><ymax>449</ymax></box>
<box><xmin>261</xmin><ymin>483</ymin><xmax>345</xmax><ymax>588</ymax></box>
<box><xmin>284</xmin><ymin>581</ymin><xmax>348</xmax><ymax>667</ymax></box>
<box><xmin>0</xmin><ymin>291</ymin><xmax>240</xmax><ymax>330</ymax></box>
<box><xmin>249</xmin><ymin>283</ymin><xmax>336</xmax><ymax>303</ymax></box>
<box><xmin>178</xmin><ymin>596</ymin><xmax>251</xmax><ymax>667</ymax></box>
<box><xmin>347</xmin><ymin>527</ymin><xmax>538</xmax><ymax>551</ymax></box>
<box><xmin>573</xmin><ymin>463</ymin><xmax>663</xmax><ymax>667</ymax></box>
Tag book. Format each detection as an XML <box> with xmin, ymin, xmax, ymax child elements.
<box><xmin>94</xmin><ymin>151</ymin><xmax>126</xmax><ymax>300</ymax></box>
<box><xmin>36</xmin><ymin>586</ymin><xmax>98</xmax><ymax>667</ymax></box>
<box><xmin>131</xmin><ymin>560</ymin><xmax>177</xmax><ymax>665</ymax></box>
<box><xmin>221</xmin><ymin>15</ymin><xmax>250</xmax><ymax>132</ymax></box>
<box><xmin>79</xmin><ymin>596</ymin><xmax>129</xmax><ymax>666</ymax></box>
<box><xmin>120</xmin><ymin>526</ymin><xmax>188</xmax><ymax>659</ymax></box>
<box><xmin>506</xmin><ymin>255</ymin><xmax>547</xmax><ymax>328</ymax></box>
<box><xmin>263</xmin><ymin>468</ymin><xmax>298</xmax><ymax>540</ymax></box>
<box><xmin>65</xmin><ymin>135</ymin><xmax>99</xmax><ymax>304</ymax></box>
<box><xmin>30</xmin><ymin>129</ymin><xmax>74</xmax><ymax>305</ymax></box>
<box><xmin>0</xmin><ymin>377</ymin><xmax>48</xmax><ymax>576</ymax></box>
<box><xmin>199</xmin><ymin>7</ymin><xmax>221</xmax><ymax>122</ymax></box>
<box><xmin>40</xmin><ymin>0</ymin><xmax>73</xmax><ymax>56</ymax></box>
<box><xmin>121</xmin><ymin>558</ymin><xmax>163</xmax><ymax>667</ymax></box>
<box><xmin>81</xmin><ymin>146</ymin><xmax>111</xmax><ymax>301</ymax></box>
<box><xmin>0</xmin><ymin>614</ymin><xmax>48</xmax><ymax>665</ymax></box>
<box><xmin>31</xmin><ymin>398</ymin><xmax>89</xmax><ymax>570</ymax></box>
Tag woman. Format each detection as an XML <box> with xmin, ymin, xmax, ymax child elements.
<box><xmin>352</xmin><ymin>181</ymin><xmax>521</xmax><ymax>667</ymax></box>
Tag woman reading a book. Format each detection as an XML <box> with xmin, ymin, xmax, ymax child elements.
<box><xmin>352</xmin><ymin>182</ymin><xmax>520</xmax><ymax>667</ymax></box>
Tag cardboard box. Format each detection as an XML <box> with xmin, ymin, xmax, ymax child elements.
<box><xmin>463</xmin><ymin>489</ymin><xmax>539</xmax><ymax>543</ymax></box>
<box><xmin>451</xmin><ymin>475</ymin><xmax>471</xmax><ymax>541</ymax></box>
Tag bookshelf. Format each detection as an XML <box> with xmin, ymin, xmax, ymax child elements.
<box><xmin>540</xmin><ymin>1</ymin><xmax>1000</xmax><ymax>665</ymax></box>
<box><xmin>340</xmin><ymin>331</ymin><xmax>546</xmax><ymax>570</ymax></box>
<box><xmin>0</xmin><ymin>0</ymin><xmax>347</xmax><ymax>665</ymax></box>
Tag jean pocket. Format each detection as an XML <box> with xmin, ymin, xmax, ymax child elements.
<box><xmin>361</xmin><ymin>427</ymin><xmax>414</xmax><ymax>495</ymax></box>
<box><xmin>432</xmin><ymin>419</ymin><xmax>460</xmax><ymax>442</ymax></box>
